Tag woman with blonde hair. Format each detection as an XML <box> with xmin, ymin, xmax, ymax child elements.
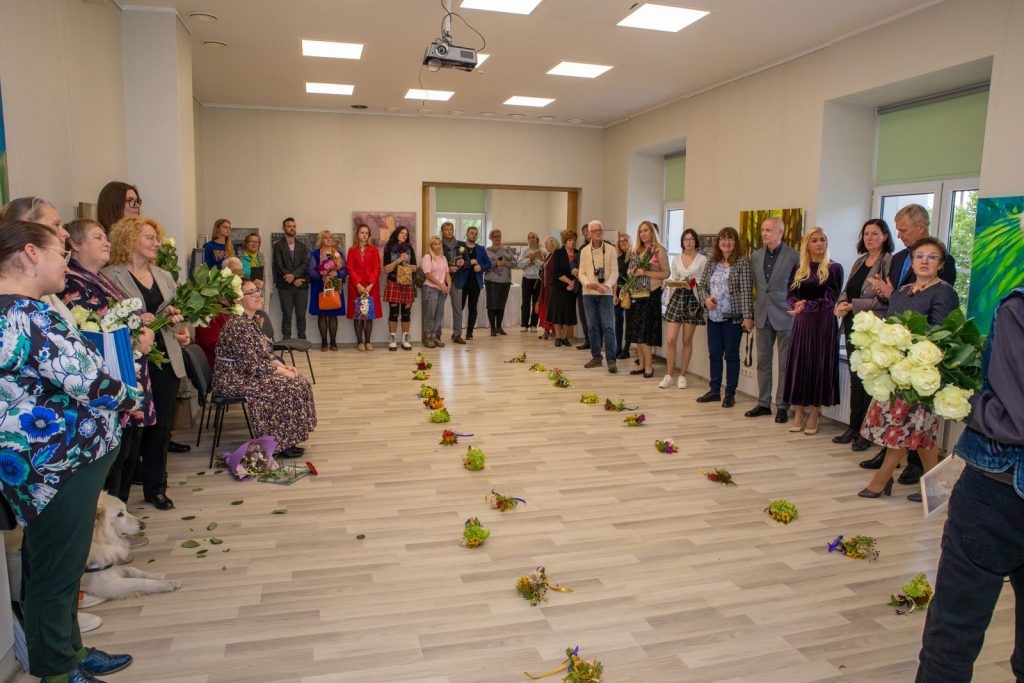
<box><xmin>203</xmin><ymin>218</ymin><xmax>234</xmax><ymax>268</ymax></box>
<box><xmin>781</xmin><ymin>227</ymin><xmax>844</xmax><ymax>434</ymax></box>
<box><xmin>517</xmin><ymin>231</ymin><xmax>546</xmax><ymax>331</ymax></box>
<box><xmin>626</xmin><ymin>221</ymin><xmax>669</xmax><ymax>377</ymax></box>
<box><xmin>420</xmin><ymin>234</ymin><xmax>451</xmax><ymax>348</ymax></box>
<box><xmin>308</xmin><ymin>230</ymin><xmax>346</xmax><ymax>351</ymax></box>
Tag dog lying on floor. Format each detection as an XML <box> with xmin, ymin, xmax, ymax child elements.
<box><xmin>80</xmin><ymin>493</ymin><xmax>181</xmax><ymax>600</ymax></box>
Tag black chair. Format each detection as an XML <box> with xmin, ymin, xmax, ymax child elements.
<box><xmin>181</xmin><ymin>344</ymin><xmax>255</xmax><ymax>467</ymax></box>
<box><xmin>256</xmin><ymin>309</ymin><xmax>316</xmax><ymax>384</ymax></box>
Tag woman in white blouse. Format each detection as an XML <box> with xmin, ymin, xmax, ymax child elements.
<box><xmin>517</xmin><ymin>231</ymin><xmax>546</xmax><ymax>331</ymax></box>
<box><xmin>659</xmin><ymin>228</ymin><xmax>707</xmax><ymax>389</ymax></box>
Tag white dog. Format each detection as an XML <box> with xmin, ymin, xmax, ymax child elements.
<box><xmin>80</xmin><ymin>493</ymin><xmax>181</xmax><ymax>600</ymax></box>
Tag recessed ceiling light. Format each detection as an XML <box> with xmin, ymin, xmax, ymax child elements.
<box><xmin>301</xmin><ymin>39</ymin><xmax>364</xmax><ymax>60</ymax></box>
<box><xmin>539</xmin><ymin>115</ymin><xmax>556</xmax><ymax>121</ymax></box>
<box><xmin>305</xmin><ymin>82</ymin><xmax>354</xmax><ymax>96</ymax></box>
<box><xmin>188</xmin><ymin>11</ymin><xmax>218</xmax><ymax>23</ymax></box>
<box><xmin>617</xmin><ymin>3</ymin><xmax>709</xmax><ymax>33</ymax></box>
<box><xmin>547</xmin><ymin>61</ymin><xmax>613</xmax><ymax>78</ymax></box>
<box><xmin>508</xmin><ymin>113</ymin><xmax>526</xmax><ymax>119</ymax></box>
<box><xmin>567</xmin><ymin>118</ymin><xmax>584</xmax><ymax>124</ymax></box>
<box><xmin>504</xmin><ymin>96</ymin><xmax>554</xmax><ymax>107</ymax></box>
<box><xmin>460</xmin><ymin>0</ymin><xmax>543</xmax><ymax>15</ymax></box>
<box><xmin>406</xmin><ymin>89</ymin><xmax>454</xmax><ymax>101</ymax></box>
<box><xmin>203</xmin><ymin>41</ymin><xmax>228</xmax><ymax>48</ymax></box>
<box><xmin>479</xmin><ymin>112</ymin><xmax>496</xmax><ymax>117</ymax></box>
<box><xmin>475</xmin><ymin>53</ymin><xmax>490</xmax><ymax>65</ymax></box>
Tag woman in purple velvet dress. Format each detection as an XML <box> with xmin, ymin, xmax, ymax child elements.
<box><xmin>782</xmin><ymin>227</ymin><xmax>844</xmax><ymax>435</ymax></box>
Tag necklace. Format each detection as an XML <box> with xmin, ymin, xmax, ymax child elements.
<box><xmin>911</xmin><ymin>276</ymin><xmax>940</xmax><ymax>294</ymax></box>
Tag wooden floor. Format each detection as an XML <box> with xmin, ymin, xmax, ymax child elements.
<box><xmin>18</xmin><ymin>330</ymin><xmax>1016</xmax><ymax>683</ymax></box>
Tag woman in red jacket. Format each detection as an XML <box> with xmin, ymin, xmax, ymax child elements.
<box><xmin>346</xmin><ymin>224</ymin><xmax>382</xmax><ymax>351</ymax></box>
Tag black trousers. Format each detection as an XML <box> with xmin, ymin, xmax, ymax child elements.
<box><xmin>277</xmin><ymin>285</ymin><xmax>308</xmax><ymax>339</ymax></box>
<box><xmin>108</xmin><ymin>425</ymin><xmax>143</xmax><ymax>501</ymax></box>
<box><xmin>140</xmin><ymin>362</ymin><xmax>179</xmax><ymax>500</ymax></box>
<box><xmin>521</xmin><ymin>277</ymin><xmax>541</xmax><ymax>327</ymax></box>
<box><xmin>462</xmin><ymin>277</ymin><xmax>482</xmax><ymax>333</ymax></box>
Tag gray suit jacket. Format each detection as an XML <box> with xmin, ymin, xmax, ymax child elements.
<box><xmin>751</xmin><ymin>244</ymin><xmax>799</xmax><ymax>330</ymax></box>
<box><xmin>102</xmin><ymin>264</ymin><xmax>186</xmax><ymax>380</ymax></box>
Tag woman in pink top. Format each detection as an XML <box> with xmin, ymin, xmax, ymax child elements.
<box><xmin>420</xmin><ymin>234</ymin><xmax>452</xmax><ymax>348</ymax></box>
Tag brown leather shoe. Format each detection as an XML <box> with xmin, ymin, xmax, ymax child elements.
<box><xmin>584</xmin><ymin>358</ymin><xmax>602</xmax><ymax>368</ymax></box>
<box><xmin>453</xmin><ymin>336</ymin><xmax>466</xmax><ymax>344</ymax></box>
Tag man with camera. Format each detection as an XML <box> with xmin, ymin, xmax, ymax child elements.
<box><xmin>579</xmin><ymin>220</ymin><xmax>619</xmax><ymax>372</ymax></box>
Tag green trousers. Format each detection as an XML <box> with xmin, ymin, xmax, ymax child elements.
<box><xmin>22</xmin><ymin>456</ymin><xmax>109</xmax><ymax>678</ymax></box>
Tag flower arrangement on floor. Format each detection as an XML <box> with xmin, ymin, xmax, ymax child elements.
<box><xmin>463</xmin><ymin>446</ymin><xmax>485</xmax><ymax>471</ymax></box>
<box><xmin>461</xmin><ymin>517</ymin><xmax>490</xmax><ymax>548</ymax></box>
<box><xmin>423</xmin><ymin>395</ymin><xmax>445</xmax><ymax>410</ymax></box>
<box><xmin>505</xmin><ymin>352</ymin><xmax>527</xmax><ymax>363</ymax></box>
<box><xmin>529</xmin><ymin>363</ymin><xmax>547</xmax><ymax>372</ymax></box>
<box><xmin>547</xmin><ymin>368</ymin><xmax>562</xmax><ymax>381</ymax></box>
<box><xmin>579</xmin><ymin>392</ymin><xmax>599</xmax><ymax>404</ymax></box>
<box><xmin>699</xmin><ymin>467</ymin><xmax>736</xmax><ymax>485</ymax></box>
<box><xmin>72</xmin><ymin>299</ymin><xmax>167</xmax><ymax>367</ymax></box>
<box><xmin>149</xmin><ymin>264</ymin><xmax>243</xmax><ymax>331</ymax></box>
<box><xmin>889</xmin><ymin>573</ymin><xmax>933</xmax><ymax>614</ymax></box>
<box><xmin>654</xmin><ymin>439</ymin><xmax>677</xmax><ymax>453</ymax></box>
<box><xmin>486</xmin><ymin>490</ymin><xmax>525</xmax><ymax>511</ymax></box>
<box><xmin>765</xmin><ymin>499</ymin><xmax>798</xmax><ymax>524</ymax></box>
<box><xmin>552</xmin><ymin>376</ymin><xmax>570</xmax><ymax>388</ymax></box>
<box><xmin>524</xmin><ymin>646</ymin><xmax>603</xmax><ymax>683</ymax></box>
<box><xmin>418</xmin><ymin>384</ymin><xmax>439</xmax><ymax>398</ymax></box>
<box><xmin>217</xmin><ymin>436</ymin><xmax>279</xmax><ymax>481</ymax></box>
<box><xmin>515</xmin><ymin>566</ymin><xmax>572</xmax><ymax>606</ymax></box>
<box><xmin>412</xmin><ymin>369</ymin><xmax>430</xmax><ymax>381</ymax></box>
<box><xmin>155</xmin><ymin>237</ymin><xmax>180</xmax><ymax>282</ymax></box>
<box><xmin>440</xmin><ymin>430</ymin><xmax>472</xmax><ymax>445</ymax></box>
<box><xmin>623</xmin><ymin>413</ymin><xmax>646</xmax><ymax>426</ymax></box>
<box><xmin>429</xmin><ymin>408</ymin><xmax>451</xmax><ymax>423</ymax></box>
<box><xmin>848</xmin><ymin>309</ymin><xmax>986</xmax><ymax>420</ymax></box>
<box><xmin>416</xmin><ymin>353</ymin><xmax>432</xmax><ymax>370</ymax></box>
<box><xmin>827</xmin><ymin>534</ymin><xmax>879</xmax><ymax>561</ymax></box>
<box><xmin>604</xmin><ymin>398</ymin><xmax>637</xmax><ymax>412</ymax></box>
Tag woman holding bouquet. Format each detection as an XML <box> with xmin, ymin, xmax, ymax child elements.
<box><xmin>382</xmin><ymin>225</ymin><xmax>417</xmax><ymax>351</ymax></box>
<box><xmin>214</xmin><ymin>280</ymin><xmax>316</xmax><ymax>458</ymax></box>
<box><xmin>346</xmin><ymin>224</ymin><xmax>381</xmax><ymax>351</ymax></box>
<box><xmin>858</xmin><ymin>237</ymin><xmax>959</xmax><ymax>499</ymax></box>
<box><xmin>626</xmin><ymin>220</ymin><xmax>670</xmax><ymax>378</ymax></box>
<box><xmin>308</xmin><ymin>230</ymin><xmax>347</xmax><ymax>351</ymax></box>
<box><xmin>659</xmin><ymin>228</ymin><xmax>707</xmax><ymax>389</ymax></box>
<box><xmin>105</xmin><ymin>216</ymin><xmax>190</xmax><ymax>510</ymax></box>
<box><xmin>781</xmin><ymin>227</ymin><xmax>844</xmax><ymax>434</ymax></box>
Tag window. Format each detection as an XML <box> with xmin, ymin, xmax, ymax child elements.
<box><xmin>664</xmin><ymin>204</ymin><xmax>685</xmax><ymax>256</ymax></box>
<box><xmin>435</xmin><ymin>213</ymin><xmax>485</xmax><ymax>240</ymax></box>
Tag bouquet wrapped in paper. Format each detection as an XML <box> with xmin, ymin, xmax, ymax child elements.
<box><xmin>486</xmin><ymin>490</ymin><xmax>525</xmax><ymax>511</ymax></box>
<box><xmin>219</xmin><ymin>436</ymin><xmax>279</xmax><ymax>481</ymax></box>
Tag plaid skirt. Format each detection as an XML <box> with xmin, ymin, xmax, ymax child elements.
<box><xmin>664</xmin><ymin>287</ymin><xmax>705</xmax><ymax>325</ymax></box>
<box><xmin>384</xmin><ymin>280</ymin><xmax>416</xmax><ymax>305</ymax></box>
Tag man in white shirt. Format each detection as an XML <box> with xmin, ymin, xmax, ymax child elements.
<box><xmin>578</xmin><ymin>220</ymin><xmax>619</xmax><ymax>373</ymax></box>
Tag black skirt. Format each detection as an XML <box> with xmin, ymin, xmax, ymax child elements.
<box><xmin>626</xmin><ymin>287</ymin><xmax>663</xmax><ymax>345</ymax></box>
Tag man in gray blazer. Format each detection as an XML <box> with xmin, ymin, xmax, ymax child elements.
<box><xmin>745</xmin><ymin>217</ymin><xmax>799</xmax><ymax>423</ymax></box>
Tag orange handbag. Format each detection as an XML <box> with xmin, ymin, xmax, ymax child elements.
<box><xmin>318</xmin><ymin>286</ymin><xmax>342</xmax><ymax>310</ymax></box>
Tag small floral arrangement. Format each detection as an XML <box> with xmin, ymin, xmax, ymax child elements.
<box><xmin>827</xmin><ymin>534</ymin><xmax>879</xmax><ymax>561</ymax></box>
<box><xmin>72</xmin><ymin>299</ymin><xmax>167</xmax><ymax>367</ymax></box>
<box><xmin>547</xmin><ymin>368</ymin><xmax>562</xmax><ymax>381</ymax></box>
<box><xmin>529</xmin><ymin>363</ymin><xmax>547</xmax><ymax>372</ymax></box>
<box><xmin>623</xmin><ymin>413</ymin><xmax>646</xmax><ymax>426</ymax></box>
<box><xmin>155</xmin><ymin>237</ymin><xmax>180</xmax><ymax>282</ymax></box>
<box><xmin>579</xmin><ymin>392</ymin><xmax>599</xmax><ymax>404</ymax></box>
<box><xmin>524</xmin><ymin>646</ymin><xmax>603</xmax><ymax>683</ymax></box>
<box><xmin>505</xmin><ymin>352</ymin><xmax>527</xmax><ymax>363</ymax></box>
<box><xmin>552</xmin><ymin>376</ymin><xmax>571</xmax><ymax>388</ymax></box>
<box><xmin>429</xmin><ymin>408</ymin><xmax>451</xmax><ymax>423</ymax></box>
<box><xmin>654</xmin><ymin>439</ymin><xmax>677</xmax><ymax>454</ymax></box>
<box><xmin>356</xmin><ymin>293</ymin><xmax>371</xmax><ymax>319</ymax></box>
<box><xmin>439</xmin><ymin>430</ymin><xmax>472</xmax><ymax>445</ymax></box>
<box><xmin>699</xmin><ymin>467</ymin><xmax>736</xmax><ymax>485</ymax></box>
<box><xmin>849</xmin><ymin>309</ymin><xmax>985</xmax><ymax>420</ymax></box>
<box><xmin>150</xmin><ymin>264</ymin><xmax>243</xmax><ymax>331</ymax></box>
<box><xmin>604</xmin><ymin>398</ymin><xmax>636</xmax><ymax>412</ymax></box>
<box><xmin>423</xmin><ymin>396</ymin><xmax>445</xmax><ymax>410</ymax></box>
<box><xmin>418</xmin><ymin>384</ymin><xmax>439</xmax><ymax>398</ymax></box>
<box><xmin>416</xmin><ymin>353</ymin><xmax>433</xmax><ymax>370</ymax></box>
<box><xmin>486</xmin><ymin>490</ymin><xmax>525</xmax><ymax>511</ymax></box>
<box><xmin>317</xmin><ymin>259</ymin><xmax>342</xmax><ymax>291</ymax></box>
<box><xmin>515</xmin><ymin>566</ymin><xmax>572</xmax><ymax>606</ymax></box>
<box><xmin>412</xmin><ymin>369</ymin><xmax>430</xmax><ymax>381</ymax></box>
<box><xmin>217</xmin><ymin>436</ymin><xmax>279</xmax><ymax>481</ymax></box>
<box><xmin>889</xmin><ymin>573</ymin><xmax>933</xmax><ymax>614</ymax></box>
<box><xmin>464</xmin><ymin>446</ymin><xmax>485</xmax><ymax>471</ymax></box>
<box><xmin>461</xmin><ymin>517</ymin><xmax>490</xmax><ymax>548</ymax></box>
<box><xmin>766</xmin><ymin>499</ymin><xmax>798</xmax><ymax>524</ymax></box>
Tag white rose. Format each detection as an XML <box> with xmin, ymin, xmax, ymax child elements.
<box><xmin>856</xmin><ymin>360</ymin><xmax>883</xmax><ymax>381</ymax></box>
<box><xmin>849</xmin><ymin>349</ymin><xmax>863</xmax><ymax>373</ymax></box>
<box><xmin>877</xmin><ymin>323</ymin><xmax>913</xmax><ymax>349</ymax></box>
<box><xmin>220</xmin><ymin>268</ymin><xmax>233</xmax><ymax>279</ymax></box>
<box><xmin>869</xmin><ymin>344</ymin><xmax>903</xmax><ymax>369</ymax></box>
<box><xmin>165</xmin><ymin>237</ymin><xmax>176</xmax><ymax>248</ymax></box>
<box><xmin>126</xmin><ymin>315</ymin><xmax>141</xmax><ymax>330</ymax></box>
<box><xmin>849</xmin><ymin>330</ymin><xmax>874</xmax><ymax>349</ymax></box>
<box><xmin>231</xmin><ymin>275</ymin><xmax>242</xmax><ymax>289</ymax></box>
<box><xmin>933</xmin><ymin>385</ymin><xmax>974</xmax><ymax>421</ymax></box>
<box><xmin>851</xmin><ymin>311</ymin><xmax>881</xmax><ymax>334</ymax></box>
<box><xmin>864</xmin><ymin>373</ymin><xmax>896</xmax><ymax>401</ymax></box>
<box><xmin>910</xmin><ymin>365</ymin><xmax>942</xmax><ymax>397</ymax></box>
<box><xmin>908</xmin><ymin>340</ymin><xmax>943</xmax><ymax>367</ymax></box>
<box><xmin>888</xmin><ymin>358</ymin><xmax>915</xmax><ymax>389</ymax></box>
<box><xmin>232</xmin><ymin>305</ymin><xmax>243</xmax><ymax>315</ymax></box>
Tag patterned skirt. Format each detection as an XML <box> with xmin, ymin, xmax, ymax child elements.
<box><xmin>626</xmin><ymin>287</ymin><xmax>663</xmax><ymax>345</ymax></box>
<box><xmin>384</xmin><ymin>280</ymin><xmax>416</xmax><ymax>305</ymax></box>
<box><xmin>860</xmin><ymin>397</ymin><xmax>939</xmax><ymax>450</ymax></box>
<box><xmin>664</xmin><ymin>287</ymin><xmax>705</xmax><ymax>325</ymax></box>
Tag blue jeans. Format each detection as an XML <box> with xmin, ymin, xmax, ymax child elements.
<box><xmin>583</xmin><ymin>295</ymin><xmax>616</xmax><ymax>362</ymax></box>
<box><xmin>707</xmin><ymin>319</ymin><xmax>743</xmax><ymax>396</ymax></box>
<box><xmin>917</xmin><ymin>466</ymin><xmax>1024</xmax><ymax>682</ymax></box>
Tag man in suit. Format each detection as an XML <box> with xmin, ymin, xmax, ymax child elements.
<box><xmin>863</xmin><ymin>203</ymin><xmax>957</xmax><ymax>482</ymax></box>
<box><xmin>272</xmin><ymin>217</ymin><xmax>311</xmax><ymax>340</ymax></box>
<box><xmin>454</xmin><ymin>226</ymin><xmax>491</xmax><ymax>340</ymax></box>
<box><xmin>745</xmin><ymin>216</ymin><xmax>800</xmax><ymax>423</ymax></box>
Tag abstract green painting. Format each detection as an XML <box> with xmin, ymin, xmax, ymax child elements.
<box><xmin>967</xmin><ymin>196</ymin><xmax>1024</xmax><ymax>334</ymax></box>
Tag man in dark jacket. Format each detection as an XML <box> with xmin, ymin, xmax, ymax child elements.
<box><xmin>272</xmin><ymin>217</ymin><xmax>311</xmax><ymax>339</ymax></box>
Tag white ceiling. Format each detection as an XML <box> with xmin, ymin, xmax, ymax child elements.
<box><xmin>122</xmin><ymin>0</ymin><xmax>941</xmax><ymax>127</ymax></box>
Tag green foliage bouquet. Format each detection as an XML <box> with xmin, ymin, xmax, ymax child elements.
<box><xmin>849</xmin><ymin>309</ymin><xmax>985</xmax><ymax>420</ymax></box>
<box><xmin>149</xmin><ymin>264</ymin><xmax>243</xmax><ymax>332</ymax></box>
<box><xmin>155</xmin><ymin>237</ymin><xmax>180</xmax><ymax>282</ymax></box>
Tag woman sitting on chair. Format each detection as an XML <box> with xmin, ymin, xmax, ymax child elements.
<box><xmin>213</xmin><ymin>279</ymin><xmax>317</xmax><ymax>458</ymax></box>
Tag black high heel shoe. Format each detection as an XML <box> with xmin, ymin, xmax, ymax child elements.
<box><xmin>832</xmin><ymin>428</ymin><xmax>857</xmax><ymax>444</ymax></box>
<box><xmin>857</xmin><ymin>478</ymin><xmax>894</xmax><ymax>498</ymax></box>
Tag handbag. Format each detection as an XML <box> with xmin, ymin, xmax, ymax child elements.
<box><xmin>396</xmin><ymin>263</ymin><xmax>414</xmax><ymax>286</ymax></box>
<box><xmin>412</xmin><ymin>268</ymin><xmax>427</xmax><ymax>288</ymax></box>
<box><xmin>354</xmin><ymin>294</ymin><xmax>376</xmax><ymax>321</ymax></box>
<box><xmin>619</xmin><ymin>289</ymin><xmax>632</xmax><ymax>310</ymax></box>
<box><xmin>318</xmin><ymin>286</ymin><xmax>342</xmax><ymax>310</ymax></box>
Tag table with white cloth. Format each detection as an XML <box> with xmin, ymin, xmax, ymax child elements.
<box><xmin>442</xmin><ymin>282</ymin><xmax>523</xmax><ymax>331</ymax></box>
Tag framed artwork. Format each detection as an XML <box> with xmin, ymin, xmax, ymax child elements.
<box><xmin>352</xmin><ymin>211</ymin><xmax>417</xmax><ymax>249</ymax></box>
<box><xmin>738</xmin><ymin>208</ymin><xmax>804</xmax><ymax>256</ymax></box>
<box><xmin>967</xmin><ymin>196</ymin><xmax>1024</xmax><ymax>334</ymax></box>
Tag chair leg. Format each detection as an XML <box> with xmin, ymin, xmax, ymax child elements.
<box><xmin>210</xmin><ymin>405</ymin><xmax>223</xmax><ymax>468</ymax></box>
<box><xmin>304</xmin><ymin>351</ymin><xmax>316</xmax><ymax>384</ymax></box>
<box><xmin>195</xmin><ymin>403</ymin><xmax>206</xmax><ymax>447</ymax></box>
<box><xmin>241</xmin><ymin>403</ymin><xmax>255</xmax><ymax>438</ymax></box>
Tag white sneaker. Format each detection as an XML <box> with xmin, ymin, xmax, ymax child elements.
<box><xmin>78</xmin><ymin>612</ymin><xmax>102</xmax><ymax>633</ymax></box>
<box><xmin>658</xmin><ymin>374</ymin><xmax>674</xmax><ymax>389</ymax></box>
<box><xmin>79</xmin><ymin>592</ymin><xmax>106</xmax><ymax>608</ymax></box>
<box><xmin>677</xmin><ymin>376</ymin><xmax>688</xmax><ymax>389</ymax></box>
<box><xmin>388</xmin><ymin>334</ymin><xmax>397</xmax><ymax>351</ymax></box>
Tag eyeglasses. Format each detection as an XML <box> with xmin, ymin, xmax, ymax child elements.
<box><xmin>46</xmin><ymin>246</ymin><xmax>73</xmax><ymax>264</ymax></box>
<box><xmin>126</xmin><ymin>198</ymin><xmax>142</xmax><ymax>208</ymax></box>
<box><xmin>913</xmin><ymin>253</ymin><xmax>940</xmax><ymax>262</ymax></box>
<box><xmin>242</xmin><ymin>290</ymin><xmax>262</xmax><ymax>297</ymax></box>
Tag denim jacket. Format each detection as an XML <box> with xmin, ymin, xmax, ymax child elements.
<box><xmin>954</xmin><ymin>287</ymin><xmax>1024</xmax><ymax>498</ymax></box>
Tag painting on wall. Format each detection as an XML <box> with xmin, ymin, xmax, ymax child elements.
<box><xmin>352</xmin><ymin>211</ymin><xmax>417</xmax><ymax>249</ymax></box>
<box><xmin>967</xmin><ymin>196</ymin><xmax>1024</xmax><ymax>334</ymax></box>
<box><xmin>738</xmin><ymin>208</ymin><xmax>804</xmax><ymax>256</ymax></box>
<box><xmin>1</xmin><ymin>82</ymin><xmax>9</xmax><ymax>206</ymax></box>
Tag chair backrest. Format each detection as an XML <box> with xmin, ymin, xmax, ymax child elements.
<box><xmin>181</xmin><ymin>344</ymin><xmax>212</xmax><ymax>407</ymax></box>
<box><xmin>255</xmin><ymin>308</ymin><xmax>275</xmax><ymax>340</ymax></box>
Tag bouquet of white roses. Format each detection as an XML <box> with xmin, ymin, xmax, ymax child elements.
<box><xmin>72</xmin><ymin>298</ymin><xmax>167</xmax><ymax>368</ymax></box>
<box><xmin>149</xmin><ymin>264</ymin><xmax>243</xmax><ymax>332</ymax></box>
<box><xmin>849</xmin><ymin>309</ymin><xmax>985</xmax><ymax>420</ymax></box>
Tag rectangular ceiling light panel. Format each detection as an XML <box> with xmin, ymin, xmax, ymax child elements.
<box><xmin>406</xmin><ymin>89</ymin><xmax>455</xmax><ymax>101</ymax></box>
<box><xmin>306</xmin><ymin>82</ymin><xmax>355</xmax><ymax>95</ymax></box>
<box><xmin>617</xmin><ymin>3</ymin><xmax>709</xmax><ymax>32</ymax></box>
<box><xmin>460</xmin><ymin>0</ymin><xmax>543</xmax><ymax>15</ymax></box>
<box><xmin>504</xmin><ymin>96</ymin><xmax>555</xmax><ymax>107</ymax></box>
<box><xmin>547</xmin><ymin>61</ymin><xmax>613</xmax><ymax>78</ymax></box>
<box><xmin>301</xmin><ymin>39</ymin><xmax>364</xmax><ymax>59</ymax></box>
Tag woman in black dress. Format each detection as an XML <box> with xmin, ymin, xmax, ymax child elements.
<box><xmin>545</xmin><ymin>229</ymin><xmax>578</xmax><ymax>347</ymax></box>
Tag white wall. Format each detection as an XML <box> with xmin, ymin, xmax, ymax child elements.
<box><xmin>486</xmin><ymin>188</ymin><xmax>569</xmax><ymax>244</ymax></box>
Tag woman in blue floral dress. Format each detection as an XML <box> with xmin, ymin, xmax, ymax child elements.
<box><xmin>0</xmin><ymin>220</ymin><xmax>143</xmax><ymax>682</ymax></box>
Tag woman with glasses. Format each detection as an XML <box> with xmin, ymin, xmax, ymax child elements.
<box><xmin>485</xmin><ymin>229</ymin><xmax>516</xmax><ymax>336</ymax></box>
<box><xmin>858</xmin><ymin>237</ymin><xmax>959</xmax><ymax>500</ymax></box>
<box><xmin>96</xmin><ymin>181</ymin><xmax>142</xmax><ymax>233</ymax></box>
<box><xmin>659</xmin><ymin>228</ymin><xmax>707</xmax><ymax>389</ymax></box>
<box><xmin>213</xmin><ymin>279</ymin><xmax>317</xmax><ymax>459</ymax></box>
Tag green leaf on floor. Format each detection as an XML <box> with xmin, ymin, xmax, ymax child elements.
<box><xmin>230</xmin><ymin>500</ymin><xmax>244</xmax><ymax>505</ymax></box>
<box><xmin>181</xmin><ymin>540</ymin><xmax>200</xmax><ymax>548</ymax></box>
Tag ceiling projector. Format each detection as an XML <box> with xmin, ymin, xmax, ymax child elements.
<box><xmin>423</xmin><ymin>40</ymin><xmax>478</xmax><ymax>72</ymax></box>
